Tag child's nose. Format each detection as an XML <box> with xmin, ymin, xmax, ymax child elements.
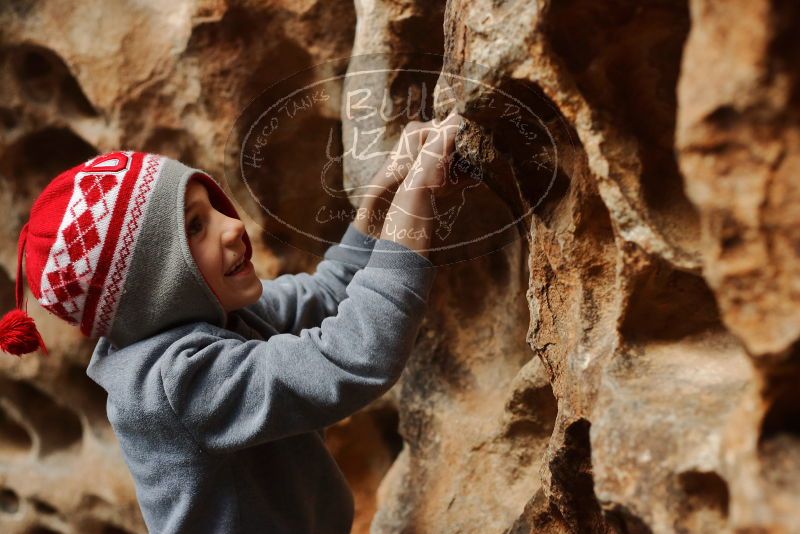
<box><xmin>221</xmin><ymin>216</ymin><xmax>247</xmax><ymax>245</ymax></box>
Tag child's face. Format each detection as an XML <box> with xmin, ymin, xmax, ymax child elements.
<box><xmin>184</xmin><ymin>178</ymin><xmax>263</xmax><ymax>313</ymax></box>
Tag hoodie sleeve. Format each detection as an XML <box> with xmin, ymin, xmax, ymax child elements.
<box><xmin>159</xmin><ymin>238</ymin><xmax>436</xmax><ymax>453</ymax></box>
<box><xmin>250</xmin><ymin>222</ymin><xmax>378</xmax><ymax>335</ymax></box>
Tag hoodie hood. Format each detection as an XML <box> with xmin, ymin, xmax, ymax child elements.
<box><xmin>106</xmin><ymin>156</ymin><xmax>252</xmax><ymax>349</ymax></box>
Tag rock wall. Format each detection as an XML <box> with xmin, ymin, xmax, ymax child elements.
<box><xmin>1</xmin><ymin>0</ymin><xmax>799</xmax><ymax>533</ymax></box>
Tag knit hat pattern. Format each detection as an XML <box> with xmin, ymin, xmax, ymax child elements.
<box><xmin>37</xmin><ymin>152</ymin><xmax>159</xmax><ymax>335</ymax></box>
<box><xmin>0</xmin><ymin>150</ymin><xmax>252</xmax><ymax>356</ymax></box>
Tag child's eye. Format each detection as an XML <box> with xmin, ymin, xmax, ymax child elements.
<box><xmin>186</xmin><ymin>216</ymin><xmax>203</xmax><ymax>237</ymax></box>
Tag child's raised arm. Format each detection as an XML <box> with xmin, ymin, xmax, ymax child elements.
<box><xmin>159</xmin><ymin>240</ymin><xmax>435</xmax><ymax>453</ymax></box>
<box><xmin>249</xmin><ymin>119</ymin><xmax>434</xmax><ymax>335</ymax></box>
<box><xmin>251</xmin><ymin>222</ymin><xmax>377</xmax><ymax>336</ymax></box>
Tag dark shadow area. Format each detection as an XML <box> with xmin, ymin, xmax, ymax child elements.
<box><xmin>503</xmin><ymin>373</ymin><xmax>558</xmax><ymax>442</ymax></box>
<box><xmin>758</xmin><ymin>362</ymin><xmax>800</xmax><ymax>494</ymax></box>
<box><xmin>0</xmin><ymin>404</ymin><xmax>32</xmax><ymax>458</ymax></box>
<box><xmin>142</xmin><ymin>128</ymin><xmax>198</xmax><ymax>164</ymax></box>
<box><xmin>604</xmin><ymin>503</ymin><xmax>654</xmax><ymax>534</ymax></box>
<box><xmin>548</xmin><ymin>418</ymin><xmax>608</xmax><ymax>532</ymax></box>
<box><xmin>545</xmin><ymin>0</ymin><xmax>699</xmax><ymax>256</ymax></box>
<box><xmin>8</xmin><ymin>44</ymin><xmax>97</xmax><ymax>116</ymax></box>
<box><xmin>0</xmin><ymin>127</ymin><xmax>97</xmax><ymax>204</ymax></box>
<box><xmin>30</xmin><ymin>498</ymin><xmax>58</xmax><ymax>516</ymax></box>
<box><xmin>0</xmin><ymin>487</ymin><xmax>20</xmax><ymax>514</ymax></box>
<box><xmin>0</xmin><ymin>378</ymin><xmax>83</xmax><ymax>457</ymax></box>
<box><xmin>61</xmin><ymin>365</ymin><xmax>111</xmax><ymax>440</ymax></box>
<box><xmin>672</xmin><ymin>470</ymin><xmax>729</xmax><ymax>532</ymax></box>
<box><xmin>769</xmin><ymin>0</ymin><xmax>800</xmax><ymax>111</ymax></box>
<box><xmin>621</xmin><ymin>255</ymin><xmax>721</xmax><ymax>341</ymax></box>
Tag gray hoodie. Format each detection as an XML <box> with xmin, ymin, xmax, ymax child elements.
<box><xmin>86</xmin><ymin>160</ymin><xmax>437</xmax><ymax>533</ymax></box>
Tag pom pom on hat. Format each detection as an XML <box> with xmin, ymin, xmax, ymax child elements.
<box><xmin>0</xmin><ymin>222</ymin><xmax>48</xmax><ymax>357</ymax></box>
<box><xmin>0</xmin><ymin>308</ymin><xmax>48</xmax><ymax>356</ymax></box>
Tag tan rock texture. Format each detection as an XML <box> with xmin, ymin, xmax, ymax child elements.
<box><xmin>1</xmin><ymin>1</ymin><xmax>799</xmax><ymax>533</ymax></box>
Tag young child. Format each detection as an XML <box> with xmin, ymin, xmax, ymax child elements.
<box><xmin>0</xmin><ymin>113</ymin><xmax>464</xmax><ymax>532</ymax></box>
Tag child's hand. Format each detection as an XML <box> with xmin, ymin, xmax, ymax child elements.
<box><xmin>403</xmin><ymin>112</ymin><xmax>477</xmax><ymax>199</ymax></box>
<box><xmin>351</xmin><ymin>120</ymin><xmax>436</xmax><ymax>238</ymax></box>
<box><xmin>374</xmin><ymin>112</ymin><xmax>484</xmax><ymax>256</ymax></box>
<box><xmin>362</xmin><ymin>120</ymin><xmax>434</xmax><ymax>195</ymax></box>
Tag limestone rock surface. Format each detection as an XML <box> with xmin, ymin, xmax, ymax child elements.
<box><xmin>1</xmin><ymin>1</ymin><xmax>799</xmax><ymax>533</ymax></box>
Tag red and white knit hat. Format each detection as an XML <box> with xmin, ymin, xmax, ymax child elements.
<box><xmin>0</xmin><ymin>150</ymin><xmax>252</xmax><ymax>356</ymax></box>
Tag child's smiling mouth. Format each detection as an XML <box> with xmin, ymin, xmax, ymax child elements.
<box><xmin>225</xmin><ymin>257</ymin><xmax>252</xmax><ymax>277</ymax></box>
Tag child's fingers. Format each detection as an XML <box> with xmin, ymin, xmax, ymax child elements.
<box><xmin>431</xmin><ymin>110</ymin><xmax>461</xmax><ymax>130</ymax></box>
<box><xmin>421</xmin><ymin>122</ymin><xmax>458</xmax><ymax>157</ymax></box>
<box><xmin>392</xmin><ymin>120</ymin><xmax>433</xmax><ymax>162</ymax></box>
<box><xmin>400</xmin><ymin>113</ymin><xmax>465</xmax><ymax>193</ymax></box>
<box><xmin>426</xmin><ymin>113</ymin><xmax>462</xmax><ymax>153</ymax></box>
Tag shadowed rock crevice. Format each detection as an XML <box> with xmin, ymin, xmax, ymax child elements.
<box><xmin>544</xmin><ymin>0</ymin><xmax>700</xmax><ymax>261</ymax></box>
<box><xmin>502</xmin><ymin>358</ymin><xmax>558</xmax><ymax>443</ymax></box>
<box><xmin>76</xmin><ymin>518</ymin><xmax>138</xmax><ymax>534</ymax></box>
<box><xmin>60</xmin><ymin>365</ymin><xmax>111</xmax><ymax>440</ymax></box>
<box><xmin>182</xmin><ymin>4</ymin><xmax>332</xmax><ymax>105</ymax></box>
<box><xmin>758</xmin><ymin>363</ymin><xmax>800</xmax><ymax>494</ymax></box>
<box><xmin>547</xmin><ymin>419</ymin><xmax>608</xmax><ymax>532</ymax></box>
<box><xmin>325</xmin><ymin>402</ymin><xmax>405</xmax><ymax>534</ymax></box>
<box><xmin>768</xmin><ymin>0</ymin><xmax>800</xmax><ymax>111</ymax></box>
<box><xmin>0</xmin><ymin>106</ymin><xmax>19</xmax><ymax>131</ymax></box>
<box><xmin>0</xmin><ymin>487</ymin><xmax>21</xmax><ymax>514</ymax></box>
<box><xmin>0</xmin><ymin>128</ymin><xmax>97</xmax><ymax>200</ymax></box>
<box><xmin>672</xmin><ymin>470</ymin><xmax>729</xmax><ymax>533</ymax></box>
<box><xmin>29</xmin><ymin>499</ymin><xmax>57</xmax><ymax>516</ymax></box>
<box><xmin>620</xmin><ymin>254</ymin><xmax>721</xmax><ymax>342</ymax></box>
<box><xmin>489</xmin><ymin>79</ymin><xmax>574</xmax><ymax>219</ymax></box>
<box><xmin>604</xmin><ymin>504</ymin><xmax>653</xmax><ymax>534</ymax></box>
<box><xmin>0</xmin><ymin>378</ymin><xmax>83</xmax><ymax>457</ymax></box>
<box><xmin>142</xmin><ymin>128</ymin><xmax>197</xmax><ymax>165</ymax></box>
<box><xmin>248</xmin><ymin>112</ymin><xmax>355</xmax><ymax>268</ymax></box>
<box><xmin>7</xmin><ymin>44</ymin><xmax>97</xmax><ymax>117</ymax></box>
<box><xmin>0</xmin><ymin>401</ymin><xmax>33</xmax><ymax>458</ymax></box>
